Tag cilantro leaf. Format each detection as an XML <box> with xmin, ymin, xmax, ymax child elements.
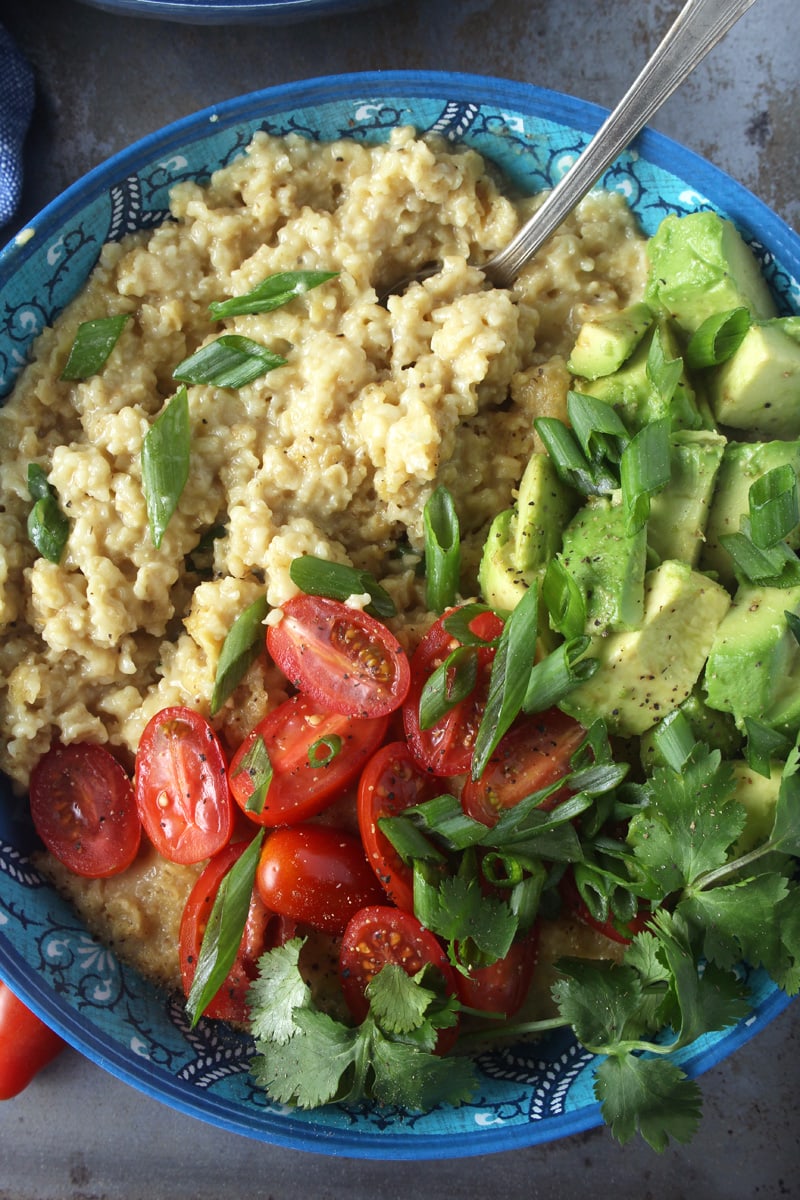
<box><xmin>551</xmin><ymin>959</ymin><xmax>653</xmax><ymax>1050</ymax></box>
<box><xmin>367</xmin><ymin>962</ymin><xmax>440</xmax><ymax>1038</ymax></box>
<box><xmin>413</xmin><ymin>870</ymin><xmax>517</xmax><ymax>968</ymax></box>
<box><xmin>773</xmin><ymin>884</ymin><xmax>800</xmax><ymax>994</ymax></box>
<box><xmin>247</xmin><ymin>938</ymin><xmax>311</xmax><ymax>1044</ymax></box>
<box><xmin>594</xmin><ymin>1054</ymin><xmax>703</xmax><ymax>1152</ymax></box>
<box><xmin>627</xmin><ymin>747</ymin><xmax>743</xmax><ymax>898</ymax></box>
<box><xmin>369</xmin><ymin>1032</ymin><xmax>475</xmax><ymax>1110</ymax></box>
<box><xmin>251</xmin><ymin>1007</ymin><xmax>361</xmax><ymax>1107</ymax></box>
<box><xmin>771</xmin><ymin>760</ymin><xmax>800</xmax><ymax>857</ymax></box>
<box><xmin>679</xmin><ymin>873</ymin><xmax>791</xmax><ymax>975</ymax></box>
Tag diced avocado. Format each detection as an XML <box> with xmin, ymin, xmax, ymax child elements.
<box><xmin>639</xmin><ymin>684</ymin><xmax>742</xmax><ymax>773</ymax></box>
<box><xmin>704</xmin><ymin>583</ymin><xmax>800</xmax><ymax>736</ymax></box>
<box><xmin>559</xmin><ymin>495</ymin><xmax>647</xmax><ymax>633</ymax></box>
<box><xmin>648</xmin><ymin>429</ymin><xmax>727</xmax><ymax>566</ymax></box>
<box><xmin>560</xmin><ymin>560</ymin><xmax>731</xmax><ymax>736</ymax></box>
<box><xmin>645</xmin><ymin>211</ymin><xmax>777</xmax><ymax>335</ymax></box>
<box><xmin>478</xmin><ymin>508</ymin><xmax>529</xmax><ymax>612</ymax></box>
<box><xmin>581</xmin><ymin>320</ymin><xmax>709</xmax><ymax>434</ymax></box>
<box><xmin>701</xmin><ymin>439</ymin><xmax>800</xmax><ymax>589</ymax></box>
<box><xmin>707</xmin><ymin>320</ymin><xmax>800</xmax><ymax>438</ymax></box>
<box><xmin>514</xmin><ymin>451</ymin><xmax>579</xmax><ymax>574</ymax></box>
<box><xmin>728</xmin><ymin>759</ymin><xmax>782</xmax><ymax>855</ymax></box>
<box><xmin>567</xmin><ymin>302</ymin><xmax>654</xmax><ymax>380</ymax></box>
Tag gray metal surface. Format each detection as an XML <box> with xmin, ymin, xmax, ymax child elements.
<box><xmin>0</xmin><ymin>0</ymin><xmax>798</xmax><ymax>1195</ymax></box>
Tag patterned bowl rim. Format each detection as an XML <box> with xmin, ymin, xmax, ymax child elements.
<box><xmin>1</xmin><ymin>69</ymin><xmax>798</xmax><ymax>1160</ymax></box>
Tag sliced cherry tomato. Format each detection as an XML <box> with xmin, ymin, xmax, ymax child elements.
<box><xmin>255</xmin><ymin>825</ymin><xmax>384</xmax><ymax>934</ymax></box>
<box><xmin>135</xmin><ymin>706</ymin><xmax>233</xmax><ymax>865</ymax></box>
<box><xmin>560</xmin><ymin>870</ymin><xmax>650</xmax><ymax>945</ymax></box>
<box><xmin>266</xmin><ymin>594</ymin><xmax>410</xmax><ymax>719</ymax></box>
<box><xmin>0</xmin><ymin>981</ymin><xmax>66</xmax><ymax>1100</ymax></box>
<box><xmin>229</xmin><ymin>692</ymin><xmax>388</xmax><ymax>826</ymax></box>
<box><xmin>461</xmin><ymin>708</ymin><xmax>585</xmax><ymax>827</ymax></box>
<box><xmin>29</xmin><ymin>742</ymin><xmax>140</xmax><ymax>878</ymax></box>
<box><xmin>339</xmin><ymin>906</ymin><xmax>459</xmax><ymax>1052</ymax></box>
<box><xmin>403</xmin><ymin>607</ymin><xmax>504</xmax><ymax>777</ymax></box>
<box><xmin>357</xmin><ymin>740</ymin><xmax>442</xmax><ymax>911</ymax></box>
<box><xmin>179</xmin><ymin>840</ymin><xmax>278</xmax><ymax>1023</ymax></box>
<box><xmin>455</xmin><ymin>929</ymin><xmax>539</xmax><ymax>1019</ymax></box>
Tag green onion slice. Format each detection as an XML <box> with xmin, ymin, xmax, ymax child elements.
<box><xmin>60</xmin><ymin>314</ymin><xmax>131</xmax><ymax>381</ymax></box>
<box><xmin>567</xmin><ymin>390</ymin><xmax>628</xmax><ymax>466</ymax></box>
<box><xmin>471</xmin><ymin>584</ymin><xmax>540</xmax><ymax>780</ymax></box>
<box><xmin>534</xmin><ymin>417</ymin><xmax>617</xmax><ymax>495</ymax></box>
<box><xmin>542</xmin><ymin>557</ymin><xmax>586</xmax><ymax>641</ymax></box>
<box><xmin>720</xmin><ymin>520</ymin><xmax>800</xmax><ymax>588</ymax></box>
<box><xmin>743</xmin><ymin>716</ymin><xmax>793</xmax><ymax>779</ymax></box>
<box><xmin>239</xmin><ymin>735</ymin><xmax>274</xmax><ymax>815</ymax></box>
<box><xmin>522</xmin><ymin>636</ymin><xmax>597</xmax><ymax>714</ymax></box>
<box><xmin>308</xmin><ymin>733</ymin><xmax>342</xmax><ymax>767</ymax></box>
<box><xmin>141</xmin><ymin>387</ymin><xmax>191</xmax><ymax>548</ymax></box>
<box><xmin>423</xmin><ymin>486</ymin><xmax>461</xmax><ymax>613</ymax></box>
<box><xmin>186</xmin><ymin>829</ymin><xmax>265</xmax><ymax>1025</ymax></box>
<box><xmin>748</xmin><ymin>464</ymin><xmax>799</xmax><ymax>549</ymax></box>
<box><xmin>173</xmin><ymin>335</ymin><xmax>286</xmax><ymax>388</ymax></box>
<box><xmin>441</xmin><ymin>604</ymin><xmax>497</xmax><ymax>647</ymax></box>
<box><xmin>26</xmin><ymin>464</ymin><xmax>69</xmax><ymax>564</ymax></box>
<box><xmin>209</xmin><ymin>270</ymin><xmax>338</xmax><ymax>320</ymax></box>
<box><xmin>288</xmin><ymin>556</ymin><xmax>395</xmax><ymax>619</ymax></box>
<box><xmin>646</xmin><ymin>324</ymin><xmax>683</xmax><ymax>403</ymax></box>
<box><xmin>620</xmin><ymin>416</ymin><xmax>671</xmax><ymax>535</ymax></box>
<box><xmin>418</xmin><ymin>646</ymin><xmax>478</xmax><ymax>730</ymax></box>
<box><xmin>650</xmin><ymin>709</ymin><xmax>697</xmax><ymax>773</ymax></box>
<box><xmin>685</xmin><ymin>307</ymin><xmax>751</xmax><ymax>369</ymax></box>
<box><xmin>210</xmin><ymin>594</ymin><xmax>269</xmax><ymax>716</ymax></box>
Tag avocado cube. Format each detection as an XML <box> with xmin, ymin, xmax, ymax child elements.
<box><xmin>645</xmin><ymin>211</ymin><xmax>777</xmax><ymax>335</ymax></box>
<box><xmin>639</xmin><ymin>685</ymin><xmax>742</xmax><ymax>772</ymax></box>
<box><xmin>561</xmin><ymin>560</ymin><xmax>731</xmax><ymax>736</ymax></box>
<box><xmin>567</xmin><ymin>301</ymin><xmax>654</xmax><ymax>380</ymax></box>
<box><xmin>704</xmin><ymin>583</ymin><xmax>800</xmax><ymax>736</ymax></box>
<box><xmin>479</xmin><ymin>508</ymin><xmax>530</xmax><ymax>612</ymax></box>
<box><xmin>514</xmin><ymin>451</ymin><xmax>578</xmax><ymax>574</ymax></box>
<box><xmin>728</xmin><ymin>759</ymin><xmax>783</xmax><ymax>855</ymax></box>
<box><xmin>648</xmin><ymin>429</ymin><xmax>727</xmax><ymax>567</ymax></box>
<box><xmin>560</xmin><ymin>495</ymin><xmax>647</xmax><ymax>634</ymax></box>
<box><xmin>708</xmin><ymin>321</ymin><xmax>800</xmax><ymax>438</ymax></box>
<box><xmin>701</xmin><ymin>439</ymin><xmax>800</xmax><ymax>589</ymax></box>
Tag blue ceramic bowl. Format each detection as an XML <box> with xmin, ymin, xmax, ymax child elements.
<box><xmin>0</xmin><ymin>71</ymin><xmax>797</xmax><ymax>1160</ymax></box>
<box><xmin>73</xmin><ymin>0</ymin><xmax>394</xmax><ymax>24</ymax></box>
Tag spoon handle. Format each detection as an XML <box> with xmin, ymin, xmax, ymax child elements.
<box><xmin>484</xmin><ymin>0</ymin><xmax>759</xmax><ymax>288</ymax></box>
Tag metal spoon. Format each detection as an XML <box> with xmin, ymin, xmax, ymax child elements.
<box><xmin>383</xmin><ymin>0</ymin><xmax>759</xmax><ymax>298</ymax></box>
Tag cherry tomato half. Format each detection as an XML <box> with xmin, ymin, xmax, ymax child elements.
<box><xmin>403</xmin><ymin>607</ymin><xmax>504</xmax><ymax>777</ymax></box>
<box><xmin>461</xmin><ymin>708</ymin><xmax>585</xmax><ymax>827</ymax></box>
<box><xmin>455</xmin><ymin>929</ymin><xmax>539</xmax><ymax>1019</ymax></box>
<box><xmin>0</xmin><ymin>981</ymin><xmax>66</xmax><ymax>1100</ymax></box>
<box><xmin>339</xmin><ymin>906</ymin><xmax>459</xmax><ymax>1052</ymax></box>
<box><xmin>135</xmin><ymin>706</ymin><xmax>234</xmax><ymax>865</ymax></box>
<box><xmin>179</xmin><ymin>840</ymin><xmax>278</xmax><ymax>1023</ymax></box>
<box><xmin>357</xmin><ymin>740</ymin><xmax>441</xmax><ymax>912</ymax></box>
<box><xmin>255</xmin><ymin>825</ymin><xmax>384</xmax><ymax>934</ymax></box>
<box><xmin>229</xmin><ymin>692</ymin><xmax>388</xmax><ymax>826</ymax></box>
<box><xmin>29</xmin><ymin>742</ymin><xmax>140</xmax><ymax>878</ymax></box>
<box><xmin>266</xmin><ymin>594</ymin><xmax>410</xmax><ymax>719</ymax></box>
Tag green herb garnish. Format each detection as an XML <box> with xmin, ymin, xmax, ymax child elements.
<box><xmin>173</xmin><ymin>335</ymin><xmax>286</xmax><ymax>388</ymax></box>
<box><xmin>26</xmin><ymin>463</ymin><xmax>69</xmax><ymax>563</ymax></box>
<box><xmin>209</xmin><ymin>270</ymin><xmax>337</xmax><ymax>320</ymax></box>
<box><xmin>423</xmin><ymin>486</ymin><xmax>462</xmax><ymax>613</ymax></box>
<box><xmin>210</xmin><ymin>594</ymin><xmax>269</xmax><ymax>715</ymax></box>
<box><xmin>60</xmin><ymin>314</ymin><xmax>130</xmax><ymax>381</ymax></box>
<box><xmin>141</xmin><ymin>387</ymin><xmax>191</xmax><ymax>548</ymax></box>
<box><xmin>288</xmin><ymin>555</ymin><xmax>395</xmax><ymax>619</ymax></box>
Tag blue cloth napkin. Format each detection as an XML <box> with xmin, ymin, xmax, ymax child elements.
<box><xmin>0</xmin><ymin>24</ymin><xmax>35</xmax><ymax>229</ymax></box>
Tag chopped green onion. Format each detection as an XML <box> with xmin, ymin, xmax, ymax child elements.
<box><xmin>288</xmin><ymin>555</ymin><xmax>395</xmax><ymax>619</ymax></box>
<box><xmin>308</xmin><ymin>733</ymin><xmax>342</xmax><ymax>767</ymax></box>
<box><xmin>423</xmin><ymin>486</ymin><xmax>461</xmax><ymax>613</ymax></box>
<box><xmin>646</xmin><ymin>324</ymin><xmax>683</xmax><ymax>404</ymax></box>
<box><xmin>60</xmin><ymin>314</ymin><xmax>130</xmax><ymax>381</ymax></box>
<box><xmin>210</xmin><ymin>594</ymin><xmax>269</xmax><ymax>716</ymax></box>
<box><xmin>186</xmin><ymin>829</ymin><xmax>265</xmax><ymax>1025</ymax></box>
<box><xmin>748</xmin><ymin>464</ymin><xmax>799</xmax><ymax>549</ymax></box>
<box><xmin>685</xmin><ymin>307</ymin><xmax>751</xmax><ymax>369</ymax></box>
<box><xmin>402</xmin><ymin>792</ymin><xmax>488</xmax><ymax>851</ymax></box>
<box><xmin>720</xmin><ymin>520</ymin><xmax>800</xmax><ymax>588</ymax></box>
<box><xmin>534</xmin><ymin>417</ymin><xmax>617</xmax><ymax>495</ymax></box>
<box><xmin>376</xmin><ymin>814</ymin><xmax>447</xmax><ymax>863</ymax></box>
<box><xmin>209</xmin><ymin>270</ymin><xmax>338</xmax><ymax>320</ymax></box>
<box><xmin>620</xmin><ymin>416</ymin><xmax>671</xmax><ymax>535</ymax></box>
<box><xmin>650</xmin><ymin>709</ymin><xmax>697</xmax><ymax>773</ymax></box>
<box><xmin>239</xmin><ymin>735</ymin><xmax>273</xmax><ymax>815</ymax></box>
<box><xmin>542</xmin><ymin>556</ymin><xmax>586</xmax><ymax>641</ymax></box>
<box><xmin>567</xmin><ymin>390</ymin><xmax>628</xmax><ymax>466</ymax></box>
<box><xmin>418</xmin><ymin>646</ymin><xmax>478</xmax><ymax>730</ymax></box>
<box><xmin>141</xmin><ymin>387</ymin><xmax>191</xmax><ymax>548</ymax></box>
<box><xmin>26</xmin><ymin>464</ymin><xmax>69</xmax><ymax>564</ymax></box>
<box><xmin>472</xmin><ymin>584</ymin><xmax>540</xmax><ymax>780</ymax></box>
<box><xmin>743</xmin><ymin>717</ymin><xmax>793</xmax><ymax>779</ymax></box>
<box><xmin>173</xmin><ymin>335</ymin><xmax>286</xmax><ymax>388</ymax></box>
<box><xmin>522</xmin><ymin>636</ymin><xmax>597</xmax><ymax>714</ymax></box>
<box><xmin>441</xmin><ymin>604</ymin><xmax>497</xmax><ymax>646</ymax></box>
